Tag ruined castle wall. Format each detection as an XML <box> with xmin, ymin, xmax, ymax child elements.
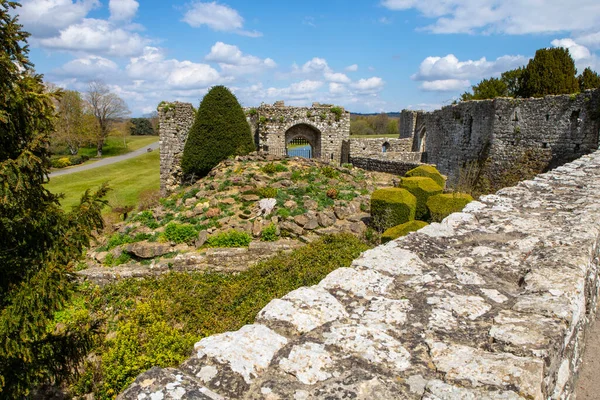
<box><xmin>349</xmin><ymin>155</ymin><xmax>422</xmax><ymax>175</ymax></box>
<box><xmin>348</xmin><ymin>137</ymin><xmax>413</xmax><ymax>157</ymax></box>
<box><xmin>122</xmin><ymin>151</ymin><xmax>600</xmax><ymax>400</ymax></box>
<box><xmin>158</xmin><ymin>102</ymin><xmax>195</xmax><ymax>195</ymax></box>
<box><xmin>423</xmin><ymin>90</ymin><xmax>600</xmax><ymax>183</ymax></box>
<box><xmin>399</xmin><ymin>109</ymin><xmax>418</xmax><ymax>139</ymax></box>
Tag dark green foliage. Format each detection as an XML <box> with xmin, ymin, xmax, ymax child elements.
<box><xmin>381</xmin><ymin>220</ymin><xmax>428</xmax><ymax>243</ymax></box>
<box><xmin>461</xmin><ymin>77</ymin><xmax>508</xmax><ymax>101</ymax></box>
<box><xmin>181</xmin><ymin>86</ymin><xmax>255</xmax><ymax>178</ymax></box>
<box><xmin>405</xmin><ymin>165</ymin><xmax>446</xmax><ymax>188</ymax></box>
<box><xmin>257</xmin><ymin>186</ymin><xmax>278</xmax><ymax>198</ymax></box>
<box><xmin>205</xmin><ymin>230</ymin><xmax>252</xmax><ymax>247</ymax></box>
<box><xmin>129</xmin><ymin>118</ymin><xmax>155</xmax><ymax>135</ymax></box>
<box><xmin>519</xmin><ymin>48</ymin><xmax>579</xmax><ymax>98</ymax></box>
<box><xmin>399</xmin><ymin>177</ymin><xmax>443</xmax><ymax>220</ymax></box>
<box><xmin>370</xmin><ymin>188</ymin><xmax>416</xmax><ymax>231</ymax></box>
<box><xmin>426</xmin><ymin>193</ymin><xmax>473</xmax><ymax>222</ymax></box>
<box><xmin>0</xmin><ymin>2</ymin><xmax>108</xmax><ymax>396</ymax></box>
<box><xmin>163</xmin><ymin>223</ymin><xmax>198</xmax><ymax>244</ymax></box>
<box><xmin>578</xmin><ymin>67</ymin><xmax>600</xmax><ymax>91</ymax></box>
<box><xmin>260</xmin><ymin>223</ymin><xmax>278</xmax><ymax>241</ymax></box>
<box><xmin>261</xmin><ymin>162</ymin><xmax>288</xmax><ymax>174</ymax></box>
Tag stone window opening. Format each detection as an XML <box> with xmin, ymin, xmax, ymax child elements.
<box><xmin>382</xmin><ymin>142</ymin><xmax>390</xmax><ymax>153</ymax></box>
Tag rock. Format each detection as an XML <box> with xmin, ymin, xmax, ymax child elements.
<box><xmin>125</xmin><ymin>241</ymin><xmax>172</xmax><ymax>259</ymax></box>
<box><xmin>239</xmin><ymin>212</ymin><xmax>252</xmax><ymax>219</ymax></box>
<box><xmin>284</xmin><ymin>200</ymin><xmax>297</xmax><ymax>209</ymax></box>
<box><xmin>253</xmin><ymin>219</ymin><xmax>263</xmax><ymax>237</ymax></box>
<box><xmin>222</xmin><ymin>197</ymin><xmax>236</xmax><ymax>205</ymax></box>
<box><xmin>304</xmin><ymin>215</ymin><xmax>319</xmax><ymax>230</ymax></box>
<box><xmin>218</xmin><ymin>216</ymin><xmax>230</xmax><ymax>226</ymax></box>
<box><xmin>184</xmin><ymin>197</ymin><xmax>196</xmax><ymax>207</ymax></box>
<box><xmin>195</xmin><ymin>230</ymin><xmax>208</xmax><ymax>248</ymax></box>
<box><xmin>350</xmin><ymin>221</ymin><xmax>367</xmax><ymax>236</ymax></box>
<box><xmin>304</xmin><ymin>199</ymin><xmax>319</xmax><ymax>211</ymax></box>
<box><xmin>95</xmin><ymin>251</ymin><xmax>108</xmax><ymax>263</ymax></box>
<box><xmin>334</xmin><ymin>206</ymin><xmax>351</xmax><ymax>220</ymax></box>
<box><xmin>209</xmin><ymin>198</ymin><xmax>219</xmax><ymax>207</ymax></box>
<box><xmin>317</xmin><ymin>211</ymin><xmax>336</xmax><ymax>227</ymax></box>
<box><xmin>347</xmin><ymin>212</ymin><xmax>370</xmax><ymax>223</ymax></box>
<box><xmin>206</xmin><ymin>207</ymin><xmax>221</xmax><ymax>218</ymax></box>
<box><xmin>242</xmin><ymin>194</ymin><xmax>260</xmax><ymax>202</ymax></box>
<box><xmin>279</xmin><ymin>179</ymin><xmax>293</xmax><ymax>187</ymax></box>
<box><xmin>294</xmin><ymin>214</ymin><xmax>308</xmax><ymax>226</ymax></box>
<box><xmin>281</xmin><ymin>221</ymin><xmax>304</xmax><ymax>236</ymax></box>
<box><xmin>259</xmin><ymin>198</ymin><xmax>277</xmax><ymax>215</ymax></box>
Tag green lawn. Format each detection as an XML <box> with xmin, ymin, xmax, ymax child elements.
<box><xmin>349</xmin><ymin>134</ymin><xmax>400</xmax><ymax>139</ymax></box>
<box><xmin>78</xmin><ymin>135</ymin><xmax>159</xmax><ymax>158</ymax></box>
<box><xmin>46</xmin><ymin>150</ymin><xmax>159</xmax><ymax>211</ymax></box>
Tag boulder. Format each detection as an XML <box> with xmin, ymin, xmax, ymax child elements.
<box><xmin>125</xmin><ymin>241</ymin><xmax>172</xmax><ymax>259</ymax></box>
<box><xmin>281</xmin><ymin>221</ymin><xmax>304</xmax><ymax>236</ymax></box>
<box><xmin>294</xmin><ymin>214</ymin><xmax>308</xmax><ymax>227</ymax></box>
<box><xmin>242</xmin><ymin>194</ymin><xmax>260</xmax><ymax>202</ymax></box>
<box><xmin>317</xmin><ymin>211</ymin><xmax>336</xmax><ymax>227</ymax></box>
<box><xmin>221</xmin><ymin>197</ymin><xmax>236</xmax><ymax>205</ymax></box>
<box><xmin>195</xmin><ymin>230</ymin><xmax>208</xmax><ymax>248</ymax></box>
<box><xmin>206</xmin><ymin>207</ymin><xmax>221</xmax><ymax>218</ymax></box>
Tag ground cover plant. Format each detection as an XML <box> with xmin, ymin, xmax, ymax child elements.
<box><xmin>66</xmin><ymin>234</ymin><xmax>369</xmax><ymax>398</ymax></box>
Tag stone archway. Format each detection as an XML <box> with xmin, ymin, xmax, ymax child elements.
<box><xmin>285</xmin><ymin>123</ymin><xmax>321</xmax><ymax>158</ymax></box>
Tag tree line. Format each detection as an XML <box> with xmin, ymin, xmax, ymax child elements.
<box><xmin>461</xmin><ymin>47</ymin><xmax>600</xmax><ymax>101</ymax></box>
<box><xmin>50</xmin><ymin>82</ymin><xmax>158</xmax><ymax>158</ymax></box>
<box><xmin>350</xmin><ymin>113</ymin><xmax>400</xmax><ymax>136</ymax></box>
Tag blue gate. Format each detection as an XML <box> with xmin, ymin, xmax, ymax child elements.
<box><xmin>287</xmin><ymin>137</ymin><xmax>312</xmax><ymax>158</ymax></box>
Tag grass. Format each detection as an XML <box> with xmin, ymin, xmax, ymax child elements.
<box><xmin>349</xmin><ymin>133</ymin><xmax>400</xmax><ymax>139</ymax></box>
<box><xmin>63</xmin><ymin>234</ymin><xmax>369</xmax><ymax>398</ymax></box>
<box><xmin>46</xmin><ymin>150</ymin><xmax>159</xmax><ymax>211</ymax></box>
<box><xmin>78</xmin><ymin>135</ymin><xmax>159</xmax><ymax>159</ymax></box>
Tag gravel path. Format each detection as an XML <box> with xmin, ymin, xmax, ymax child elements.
<box><xmin>49</xmin><ymin>141</ymin><xmax>159</xmax><ymax>178</ymax></box>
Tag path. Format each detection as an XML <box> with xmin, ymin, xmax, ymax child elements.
<box><xmin>574</xmin><ymin>306</ymin><xmax>600</xmax><ymax>399</ymax></box>
<box><xmin>49</xmin><ymin>141</ymin><xmax>159</xmax><ymax>178</ymax></box>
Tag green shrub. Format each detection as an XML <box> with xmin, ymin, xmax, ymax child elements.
<box><xmin>399</xmin><ymin>177</ymin><xmax>443</xmax><ymax>221</ymax></box>
<box><xmin>163</xmin><ymin>222</ymin><xmax>198</xmax><ymax>244</ymax></box>
<box><xmin>320</xmin><ymin>166</ymin><xmax>338</xmax><ymax>178</ymax></box>
<box><xmin>405</xmin><ymin>165</ymin><xmax>446</xmax><ymax>188</ymax></box>
<box><xmin>258</xmin><ymin>187</ymin><xmax>278</xmax><ymax>198</ymax></box>
<box><xmin>181</xmin><ymin>86</ymin><xmax>255</xmax><ymax>178</ymax></box>
<box><xmin>370</xmin><ymin>188</ymin><xmax>416</xmax><ymax>231</ymax></box>
<box><xmin>261</xmin><ymin>162</ymin><xmax>288</xmax><ymax>174</ymax></box>
<box><xmin>247</xmin><ymin>108</ymin><xmax>258</xmax><ymax>116</ymax></box>
<box><xmin>52</xmin><ymin>157</ymin><xmax>71</xmax><ymax>168</ymax></box>
<box><xmin>381</xmin><ymin>220</ymin><xmax>429</xmax><ymax>243</ymax></box>
<box><xmin>132</xmin><ymin>210</ymin><xmax>159</xmax><ymax>229</ymax></box>
<box><xmin>426</xmin><ymin>193</ymin><xmax>473</xmax><ymax>222</ymax></box>
<box><xmin>330</xmin><ymin>106</ymin><xmax>343</xmax><ymax>121</ymax></box>
<box><xmin>205</xmin><ymin>230</ymin><xmax>252</xmax><ymax>248</ymax></box>
<box><xmin>276</xmin><ymin>208</ymin><xmax>291</xmax><ymax>218</ymax></box>
<box><xmin>261</xmin><ymin>224</ymin><xmax>278</xmax><ymax>241</ymax></box>
<box><xmin>104</xmin><ymin>252</ymin><xmax>132</xmax><ymax>267</ymax></box>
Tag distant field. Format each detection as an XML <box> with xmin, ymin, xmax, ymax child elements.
<box><xmin>78</xmin><ymin>135</ymin><xmax>159</xmax><ymax>158</ymax></box>
<box><xmin>349</xmin><ymin>134</ymin><xmax>400</xmax><ymax>139</ymax></box>
<box><xmin>46</xmin><ymin>150</ymin><xmax>159</xmax><ymax>211</ymax></box>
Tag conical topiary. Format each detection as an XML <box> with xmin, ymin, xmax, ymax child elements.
<box><xmin>181</xmin><ymin>86</ymin><xmax>255</xmax><ymax>178</ymax></box>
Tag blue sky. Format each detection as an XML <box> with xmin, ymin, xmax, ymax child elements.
<box><xmin>13</xmin><ymin>0</ymin><xmax>600</xmax><ymax>115</ymax></box>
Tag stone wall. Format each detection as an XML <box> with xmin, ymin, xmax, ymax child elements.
<box><xmin>121</xmin><ymin>150</ymin><xmax>600</xmax><ymax>399</ymax></box>
<box><xmin>158</xmin><ymin>102</ymin><xmax>195</xmax><ymax>195</ymax></box>
<box><xmin>399</xmin><ymin>109</ymin><xmax>419</xmax><ymax>139</ymax></box>
<box><xmin>348</xmin><ymin>137</ymin><xmax>412</xmax><ymax>157</ymax></box>
<box><xmin>422</xmin><ymin>89</ymin><xmax>600</xmax><ymax>183</ymax></box>
<box><xmin>349</xmin><ymin>155</ymin><xmax>423</xmax><ymax>176</ymax></box>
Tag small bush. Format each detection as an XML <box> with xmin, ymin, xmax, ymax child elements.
<box><xmin>258</xmin><ymin>187</ymin><xmax>278</xmax><ymax>198</ymax></box>
<box><xmin>326</xmin><ymin>188</ymin><xmax>338</xmax><ymax>199</ymax></box>
<box><xmin>370</xmin><ymin>188</ymin><xmax>416</xmax><ymax>231</ymax></box>
<box><xmin>52</xmin><ymin>157</ymin><xmax>71</xmax><ymax>168</ymax></box>
<box><xmin>205</xmin><ymin>230</ymin><xmax>252</xmax><ymax>248</ymax></box>
<box><xmin>330</xmin><ymin>106</ymin><xmax>343</xmax><ymax>121</ymax></box>
<box><xmin>105</xmin><ymin>233</ymin><xmax>135</xmax><ymax>250</ymax></box>
<box><xmin>426</xmin><ymin>193</ymin><xmax>473</xmax><ymax>222</ymax></box>
<box><xmin>399</xmin><ymin>177</ymin><xmax>443</xmax><ymax>221</ymax></box>
<box><xmin>276</xmin><ymin>208</ymin><xmax>291</xmax><ymax>219</ymax></box>
<box><xmin>261</xmin><ymin>224</ymin><xmax>278</xmax><ymax>242</ymax></box>
<box><xmin>381</xmin><ymin>220</ymin><xmax>429</xmax><ymax>243</ymax></box>
<box><xmin>321</xmin><ymin>166</ymin><xmax>338</xmax><ymax>178</ymax></box>
<box><xmin>132</xmin><ymin>210</ymin><xmax>159</xmax><ymax>229</ymax></box>
<box><xmin>405</xmin><ymin>165</ymin><xmax>446</xmax><ymax>188</ymax></box>
<box><xmin>247</xmin><ymin>108</ymin><xmax>258</xmax><ymax>116</ymax></box>
<box><xmin>163</xmin><ymin>222</ymin><xmax>198</xmax><ymax>244</ymax></box>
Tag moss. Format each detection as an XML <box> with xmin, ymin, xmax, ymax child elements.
<box><xmin>405</xmin><ymin>165</ymin><xmax>446</xmax><ymax>188</ymax></box>
<box><xmin>399</xmin><ymin>177</ymin><xmax>443</xmax><ymax>220</ymax></box>
<box><xmin>370</xmin><ymin>188</ymin><xmax>416</xmax><ymax>231</ymax></box>
<box><xmin>426</xmin><ymin>193</ymin><xmax>473</xmax><ymax>222</ymax></box>
<box><xmin>381</xmin><ymin>220</ymin><xmax>428</xmax><ymax>243</ymax></box>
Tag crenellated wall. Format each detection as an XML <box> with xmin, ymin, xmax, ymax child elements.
<box><xmin>121</xmin><ymin>150</ymin><xmax>600</xmax><ymax>400</ymax></box>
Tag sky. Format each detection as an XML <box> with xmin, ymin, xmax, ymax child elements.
<box><xmin>12</xmin><ymin>0</ymin><xmax>600</xmax><ymax>116</ymax></box>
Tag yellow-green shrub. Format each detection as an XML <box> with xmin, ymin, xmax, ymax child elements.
<box><xmin>370</xmin><ymin>188</ymin><xmax>416</xmax><ymax>231</ymax></box>
<box><xmin>405</xmin><ymin>165</ymin><xmax>446</xmax><ymax>188</ymax></box>
<box><xmin>426</xmin><ymin>193</ymin><xmax>473</xmax><ymax>222</ymax></box>
<box><xmin>399</xmin><ymin>177</ymin><xmax>443</xmax><ymax>220</ymax></box>
<box><xmin>381</xmin><ymin>220</ymin><xmax>429</xmax><ymax>243</ymax></box>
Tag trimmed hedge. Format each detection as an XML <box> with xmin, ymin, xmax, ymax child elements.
<box><xmin>399</xmin><ymin>176</ymin><xmax>443</xmax><ymax>220</ymax></box>
<box><xmin>381</xmin><ymin>220</ymin><xmax>429</xmax><ymax>243</ymax></box>
<box><xmin>181</xmin><ymin>86</ymin><xmax>255</xmax><ymax>179</ymax></box>
<box><xmin>405</xmin><ymin>165</ymin><xmax>446</xmax><ymax>188</ymax></box>
<box><xmin>370</xmin><ymin>188</ymin><xmax>416</xmax><ymax>231</ymax></box>
<box><xmin>426</xmin><ymin>193</ymin><xmax>473</xmax><ymax>222</ymax></box>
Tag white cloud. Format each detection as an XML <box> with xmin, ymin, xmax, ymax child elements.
<box><xmin>182</xmin><ymin>1</ymin><xmax>261</xmax><ymax>37</ymax></box>
<box><xmin>551</xmin><ymin>38</ymin><xmax>600</xmax><ymax>72</ymax></box>
<box><xmin>350</xmin><ymin>77</ymin><xmax>385</xmax><ymax>93</ymax></box>
<box><xmin>16</xmin><ymin>0</ymin><xmax>99</xmax><ymax>37</ymax></box>
<box><xmin>324</xmin><ymin>71</ymin><xmax>351</xmax><ymax>83</ymax></box>
<box><xmin>38</xmin><ymin>18</ymin><xmax>150</xmax><ymax>56</ymax></box>
<box><xmin>205</xmin><ymin>42</ymin><xmax>276</xmax><ymax>75</ymax></box>
<box><xmin>420</xmin><ymin>79</ymin><xmax>470</xmax><ymax>91</ymax></box>
<box><xmin>381</xmin><ymin>0</ymin><xmax>600</xmax><ymax>35</ymax></box>
<box><xmin>412</xmin><ymin>53</ymin><xmax>527</xmax><ymax>82</ymax></box>
<box><xmin>265</xmin><ymin>80</ymin><xmax>324</xmax><ymax>99</ymax></box>
<box><xmin>297</xmin><ymin>57</ymin><xmax>329</xmax><ymax>74</ymax></box>
<box><xmin>109</xmin><ymin>0</ymin><xmax>139</xmax><ymax>21</ymax></box>
<box><xmin>345</xmin><ymin>64</ymin><xmax>358</xmax><ymax>72</ymax></box>
<box><xmin>57</xmin><ymin>55</ymin><xmax>119</xmax><ymax>78</ymax></box>
<box><xmin>329</xmin><ymin>82</ymin><xmax>348</xmax><ymax>95</ymax></box>
<box><xmin>575</xmin><ymin>31</ymin><xmax>600</xmax><ymax>49</ymax></box>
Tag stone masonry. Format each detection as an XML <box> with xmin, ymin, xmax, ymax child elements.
<box><xmin>121</xmin><ymin>150</ymin><xmax>600</xmax><ymax>399</ymax></box>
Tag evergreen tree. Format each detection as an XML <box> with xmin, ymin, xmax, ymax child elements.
<box><xmin>461</xmin><ymin>77</ymin><xmax>508</xmax><ymax>101</ymax></box>
<box><xmin>181</xmin><ymin>86</ymin><xmax>255</xmax><ymax>178</ymax></box>
<box><xmin>578</xmin><ymin>67</ymin><xmax>600</xmax><ymax>91</ymax></box>
<box><xmin>519</xmin><ymin>47</ymin><xmax>579</xmax><ymax>97</ymax></box>
<box><xmin>130</xmin><ymin>117</ymin><xmax>155</xmax><ymax>135</ymax></box>
<box><xmin>0</xmin><ymin>2</ymin><xmax>108</xmax><ymax>396</ymax></box>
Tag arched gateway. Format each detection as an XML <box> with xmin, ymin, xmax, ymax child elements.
<box><xmin>285</xmin><ymin>123</ymin><xmax>321</xmax><ymax>158</ymax></box>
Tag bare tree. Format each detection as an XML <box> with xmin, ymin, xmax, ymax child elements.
<box><xmin>85</xmin><ymin>80</ymin><xmax>130</xmax><ymax>157</ymax></box>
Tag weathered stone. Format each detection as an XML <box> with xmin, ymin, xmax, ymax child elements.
<box><xmin>293</xmin><ymin>214</ymin><xmax>308</xmax><ymax>227</ymax></box>
<box><xmin>280</xmin><ymin>221</ymin><xmax>304</xmax><ymax>236</ymax></box>
<box><xmin>283</xmin><ymin>200</ymin><xmax>297</xmax><ymax>209</ymax></box>
<box><xmin>333</xmin><ymin>206</ymin><xmax>351</xmax><ymax>220</ymax></box>
<box><xmin>258</xmin><ymin>198</ymin><xmax>276</xmax><ymax>215</ymax></box>
<box><xmin>125</xmin><ymin>241</ymin><xmax>172</xmax><ymax>259</ymax></box>
<box><xmin>304</xmin><ymin>199</ymin><xmax>319</xmax><ymax>211</ymax></box>
<box><xmin>241</xmin><ymin>194</ymin><xmax>260</xmax><ymax>202</ymax></box>
<box><xmin>317</xmin><ymin>210</ymin><xmax>336</xmax><ymax>227</ymax></box>
<box><xmin>195</xmin><ymin>230</ymin><xmax>208</xmax><ymax>248</ymax></box>
<box><xmin>221</xmin><ymin>197</ymin><xmax>236</xmax><ymax>205</ymax></box>
<box><xmin>349</xmin><ymin>221</ymin><xmax>367</xmax><ymax>236</ymax></box>
<box><xmin>252</xmin><ymin>219</ymin><xmax>262</xmax><ymax>237</ymax></box>
<box><xmin>304</xmin><ymin>215</ymin><xmax>319</xmax><ymax>230</ymax></box>
<box><xmin>205</xmin><ymin>207</ymin><xmax>221</xmax><ymax>218</ymax></box>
